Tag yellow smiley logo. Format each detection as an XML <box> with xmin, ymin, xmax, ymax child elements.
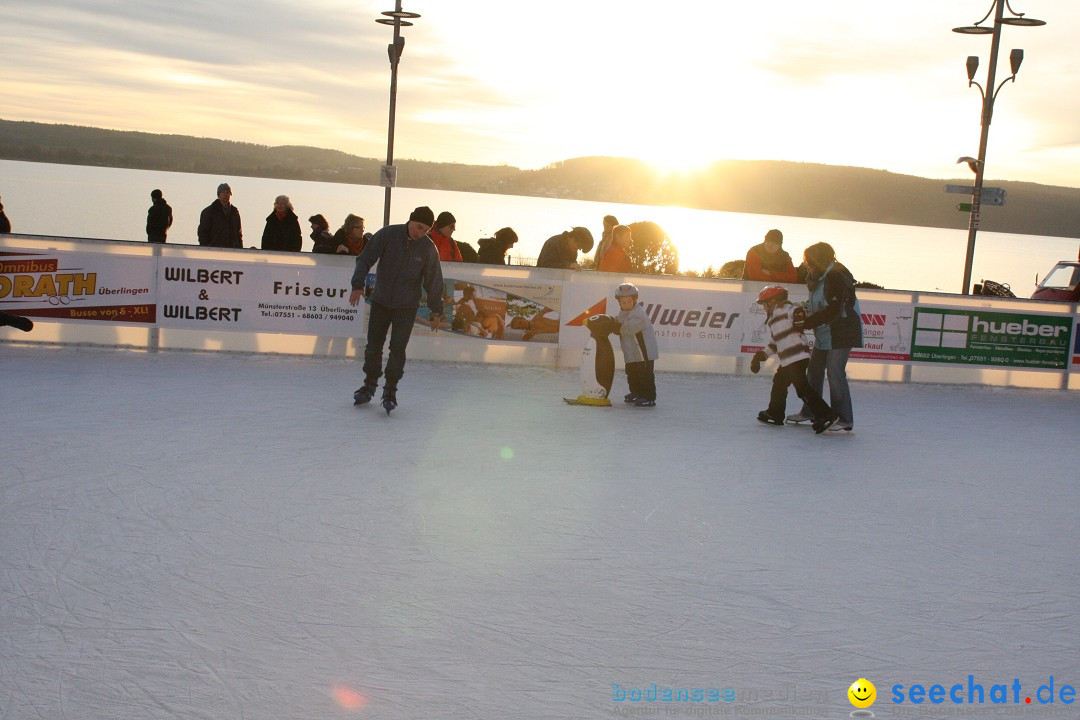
<box><xmin>848</xmin><ymin>678</ymin><xmax>876</xmax><ymax>708</ymax></box>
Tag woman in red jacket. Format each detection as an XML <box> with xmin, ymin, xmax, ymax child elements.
<box><xmin>430</xmin><ymin>211</ymin><xmax>463</xmax><ymax>262</ymax></box>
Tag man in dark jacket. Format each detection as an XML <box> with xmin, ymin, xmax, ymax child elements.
<box><xmin>537</xmin><ymin>227</ymin><xmax>593</xmax><ymax>269</ymax></box>
<box><xmin>146</xmin><ymin>189</ymin><xmax>173</xmax><ymax>243</ymax></box>
<box><xmin>348</xmin><ymin>206</ymin><xmax>444</xmax><ymax>411</ymax></box>
<box><xmin>260</xmin><ymin>195</ymin><xmax>302</xmax><ymax>252</ymax></box>
<box><xmin>197</xmin><ymin>183</ymin><xmax>243</xmax><ymax>248</ymax></box>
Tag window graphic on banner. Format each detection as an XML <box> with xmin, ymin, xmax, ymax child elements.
<box><xmin>911</xmin><ymin>306</ymin><xmax>1072</xmax><ymax>370</ymax></box>
<box><xmin>405</xmin><ymin>276</ymin><xmax>562</xmax><ymax>342</ymax></box>
<box><xmin>0</xmin><ymin>248</ymin><xmax>155</xmax><ymax>323</ymax></box>
<box><xmin>158</xmin><ymin>258</ymin><xmax>360</xmax><ymax>336</ymax></box>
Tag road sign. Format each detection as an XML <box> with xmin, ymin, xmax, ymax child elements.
<box><xmin>980</xmin><ymin>195</ymin><xmax>1005</xmax><ymax>207</ymax></box>
<box><xmin>379</xmin><ymin>165</ymin><xmax>397</xmax><ymax>188</ymax></box>
<box><xmin>943</xmin><ymin>184</ymin><xmax>1006</xmax><ymax>199</ymax></box>
<box><xmin>956</xmin><ymin>203</ymin><xmax>973</xmax><ymax>212</ymax></box>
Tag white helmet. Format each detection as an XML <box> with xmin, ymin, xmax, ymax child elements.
<box><xmin>615</xmin><ymin>282</ymin><xmax>639</xmax><ymax>298</ymax></box>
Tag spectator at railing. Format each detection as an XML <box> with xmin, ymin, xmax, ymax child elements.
<box><xmin>537</xmin><ymin>227</ymin><xmax>593</xmax><ymax>270</ymax></box>
<box><xmin>477</xmin><ymin>227</ymin><xmax>519</xmax><ymax>265</ymax></box>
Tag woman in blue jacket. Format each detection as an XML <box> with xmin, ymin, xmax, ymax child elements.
<box><xmin>790</xmin><ymin>242</ymin><xmax>862</xmax><ymax>431</ymax></box>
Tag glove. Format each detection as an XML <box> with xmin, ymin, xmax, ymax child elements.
<box><xmin>750</xmin><ymin>350</ymin><xmax>768</xmax><ymax>374</ymax></box>
<box><xmin>792</xmin><ymin>305</ymin><xmax>807</xmax><ymax>331</ymax></box>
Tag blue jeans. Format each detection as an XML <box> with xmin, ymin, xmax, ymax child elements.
<box><xmin>363</xmin><ymin>301</ymin><xmax>418</xmax><ymax>389</ymax></box>
<box><xmin>800</xmin><ymin>347</ymin><xmax>854</xmax><ymax>426</ymax></box>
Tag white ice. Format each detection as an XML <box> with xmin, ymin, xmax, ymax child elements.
<box><xmin>2</xmin><ymin>344</ymin><xmax>1078</xmax><ymax>719</ymax></box>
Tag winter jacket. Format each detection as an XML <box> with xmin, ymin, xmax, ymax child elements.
<box><xmin>197</xmin><ymin>200</ymin><xmax>243</xmax><ymax>248</ymax></box>
<box><xmin>763</xmin><ymin>301</ymin><xmax>811</xmax><ymax>367</ymax></box>
<box><xmin>430</xmin><ymin>229</ymin><xmax>463</xmax><ymax>262</ymax></box>
<box><xmin>537</xmin><ymin>234</ymin><xmax>577</xmax><ymax>269</ymax></box>
<box><xmin>477</xmin><ymin>237</ymin><xmax>511</xmax><ymax>265</ymax></box>
<box><xmin>350</xmin><ymin>223</ymin><xmax>444</xmax><ymax>314</ymax></box>
<box><xmin>803</xmin><ymin>261</ymin><xmax>863</xmax><ymax>350</ymax></box>
<box><xmin>742</xmin><ymin>243</ymin><xmax>797</xmax><ymax>283</ymax></box>
<box><xmin>615</xmin><ymin>303</ymin><xmax>659</xmax><ymax>363</ymax></box>
<box><xmin>260</xmin><ymin>210</ymin><xmax>302</xmax><ymax>252</ymax></box>
<box><xmin>146</xmin><ymin>198</ymin><xmax>173</xmax><ymax>242</ymax></box>
<box><xmin>310</xmin><ymin>228</ymin><xmax>341</xmax><ymax>254</ymax></box>
<box><xmin>598</xmin><ymin>243</ymin><xmax>632</xmax><ymax>273</ymax></box>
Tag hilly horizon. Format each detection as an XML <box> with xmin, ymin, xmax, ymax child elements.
<box><xmin>2</xmin><ymin>118</ymin><xmax>1078</xmax><ymax>239</ymax></box>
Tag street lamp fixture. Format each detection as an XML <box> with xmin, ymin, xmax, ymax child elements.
<box><xmin>952</xmin><ymin>1</ymin><xmax>1045</xmax><ymax>295</ymax></box>
<box><xmin>376</xmin><ymin>1</ymin><xmax>421</xmax><ymax>229</ymax></box>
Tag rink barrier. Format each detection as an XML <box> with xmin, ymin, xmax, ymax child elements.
<box><xmin>2</xmin><ymin>235</ymin><xmax>1078</xmax><ymax>391</ymax></box>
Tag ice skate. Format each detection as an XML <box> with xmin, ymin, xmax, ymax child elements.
<box><xmin>381</xmin><ymin>387</ymin><xmax>397</xmax><ymax>415</ymax></box>
<box><xmin>757</xmin><ymin>410</ymin><xmax>784</xmax><ymax>426</ymax></box>
<box><xmin>353</xmin><ymin>384</ymin><xmax>376</xmax><ymax>406</ymax></box>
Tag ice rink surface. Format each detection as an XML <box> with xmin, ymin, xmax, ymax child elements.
<box><xmin>2</xmin><ymin>344</ymin><xmax>1078</xmax><ymax>719</ymax></box>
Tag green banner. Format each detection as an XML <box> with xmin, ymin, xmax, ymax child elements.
<box><xmin>910</xmin><ymin>307</ymin><xmax>1073</xmax><ymax>370</ymax></box>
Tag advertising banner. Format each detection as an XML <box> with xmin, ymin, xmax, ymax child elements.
<box><xmin>0</xmin><ymin>248</ymin><xmax>155</xmax><ymax>323</ymax></box>
<box><xmin>741</xmin><ymin>296</ymin><xmax>914</xmax><ymax>362</ymax></box>
<box><xmin>562</xmin><ymin>282</ymin><xmax>746</xmax><ymax>357</ymax></box>
<box><xmin>910</xmin><ymin>306</ymin><xmax>1073</xmax><ymax>370</ymax></box>
<box><xmin>851</xmin><ymin>301</ymin><xmax>914</xmax><ymax>362</ymax></box>
<box><xmin>441</xmin><ymin>278</ymin><xmax>562</xmax><ymax>343</ymax></box>
<box><xmin>157</xmin><ymin>258</ymin><xmax>361</xmax><ymax>336</ymax></box>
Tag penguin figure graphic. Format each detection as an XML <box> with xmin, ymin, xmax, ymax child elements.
<box><xmin>565</xmin><ymin>314</ymin><xmax>617</xmax><ymax>406</ymax></box>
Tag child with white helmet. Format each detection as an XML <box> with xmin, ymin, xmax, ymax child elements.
<box><xmin>613</xmin><ymin>282</ymin><xmax>659</xmax><ymax>407</ymax></box>
<box><xmin>750</xmin><ymin>285</ymin><xmax>837</xmax><ymax>433</ymax></box>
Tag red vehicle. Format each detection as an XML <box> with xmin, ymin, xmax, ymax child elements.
<box><xmin>1031</xmin><ymin>257</ymin><xmax>1080</xmax><ymax>303</ymax></box>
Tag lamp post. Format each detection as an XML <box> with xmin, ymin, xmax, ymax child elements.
<box><xmin>376</xmin><ymin>1</ymin><xmax>420</xmax><ymax>229</ymax></box>
<box><xmin>953</xmin><ymin>1</ymin><xmax>1044</xmax><ymax>295</ymax></box>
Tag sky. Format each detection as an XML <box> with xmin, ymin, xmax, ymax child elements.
<box><xmin>1</xmin><ymin>0</ymin><xmax>1078</xmax><ymax>187</ymax></box>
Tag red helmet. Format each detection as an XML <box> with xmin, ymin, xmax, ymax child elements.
<box><xmin>755</xmin><ymin>285</ymin><xmax>788</xmax><ymax>305</ymax></box>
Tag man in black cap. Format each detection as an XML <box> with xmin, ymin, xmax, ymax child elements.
<box><xmin>348</xmin><ymin>206</ymin><xmax>444</xmax><ymax>413</ymax></box>
<box><xmin>197</xmin><ymin>182</ymin><xmax>243</xmax><ymax>248</ymax></box>
<box><xmin>146</xmin><ymin>189</ymin><xmax>173</xmax><ymax>243</ymax></box>
<box><xmin>537</xmin><ymin>226</ymin><xmax>594</xmax><ymax>269</ymax></box>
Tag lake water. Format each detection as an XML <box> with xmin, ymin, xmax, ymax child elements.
<box><xmin>1</xmin><ymin>159</ymin><xmax>1076</xmax><ymax>295</ymax></box>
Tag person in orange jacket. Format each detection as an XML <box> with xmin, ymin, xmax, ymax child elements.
<box><xmin>430</xmin><ymin>211</ymin><xmax>463</xmax><ymax>262</ymax></box>
<box><xmin>598</xmin><ymin>224</ymin><xmax>633</xmax><ymax>274</ymax></box>
<box><xmin>742</xmin><ymin>229</ymin><xmax>797</xmax><ymax>283</ymax></box>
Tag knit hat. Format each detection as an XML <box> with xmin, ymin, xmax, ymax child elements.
<box><xmin>409</xmin><ymin>206</ymin><xmax>434</xmax><ymax>226</ymax></box>
<box><xmin>217</xmin><ymin>183</ymin><xmax>232</xmax><ymax>194</ymax></box>
<box><xmin>435</xmin><ymin>211</ymin><xmax>456</xmax><ymax>229</ymax></box>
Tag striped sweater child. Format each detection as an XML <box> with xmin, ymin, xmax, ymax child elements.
<box><xmin>763</xmin><ymin>301</ymin><xmax>810</xmax><ymax>367</ymax></box>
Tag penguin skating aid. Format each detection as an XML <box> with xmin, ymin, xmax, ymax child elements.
<box><xmin>564</xmin><ymin>314</ymin><xmax>617</xmax><ymax>407</ymax></box>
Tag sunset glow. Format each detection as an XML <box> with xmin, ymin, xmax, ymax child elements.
<box><xmin>0</xmin><ymin>1</ymin><xmax>1076</xmax><ymax>186</ymax></box>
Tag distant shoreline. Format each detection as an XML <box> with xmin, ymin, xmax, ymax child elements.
<box><xmin>2</xmin><ymin>118</ymin><xmax>1078</xmax><ymax>240</ymax></box>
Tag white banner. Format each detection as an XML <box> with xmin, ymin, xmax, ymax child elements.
<box><xmin>157</xmin><ymin>258</ymin><xmax>362</xmax><ymax>336</ymax></box>
<box><xmin>560</xmin><ymin>279</ymin><xmax>746</xmax><ymax>356</ymax></box>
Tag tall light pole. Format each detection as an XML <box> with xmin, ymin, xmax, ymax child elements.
<box><xmin>377</xmin><ymin>1</ymin><xmax>420</xmax><ymax>229</ymax></box>
<box><xmin>953</xmin><ymin>1</ymin><xmax>1044</xmax><ymax>295</ymax></box>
